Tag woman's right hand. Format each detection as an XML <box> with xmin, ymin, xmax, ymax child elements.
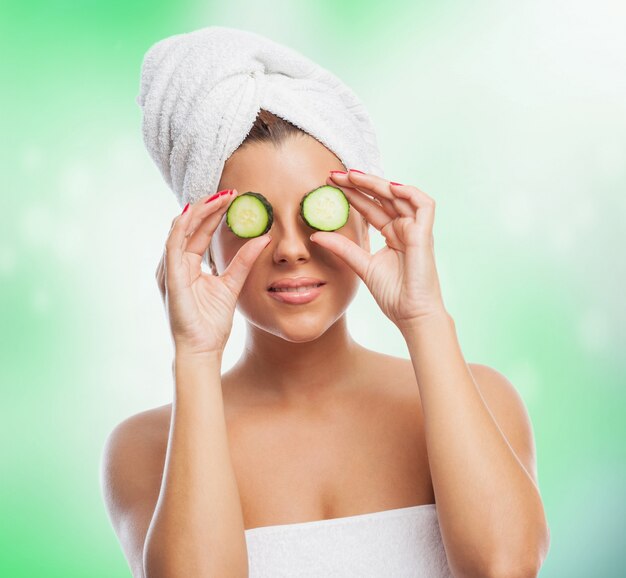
<box><xmin>155</xmin><ymin>189</ymin><xmax>272</xmax><ymax>357</ymax></box>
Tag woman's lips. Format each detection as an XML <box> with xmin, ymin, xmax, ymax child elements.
<box><xmin>267</xmin><ymin>284</ymin><xmax>324</xmax><ymax>304</ymax></box>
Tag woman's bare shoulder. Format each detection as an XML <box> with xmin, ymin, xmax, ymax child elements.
<box><xmin>106</xmin><ymin>404</ymin><xmax>172</xmax><ymax>450</ymax></box>
<box><xmin>366</xmin><ymin>350</ymin><xmax>477</xmax><ymax>405</ymax></box>
<box><xmin>101</xmin><ymin>406</ymin><xmax>172</xmax><ymax>494</ymax></box>
<box><xmin>363</xmin><ymin>349</ymin><xmax>418</xmax><ymax>392</ymax></box>
<box><xmin>367</xmin><ymin>350</ymin><xmax>484</xmax><ymax>389</ymax></box>
<box><xmin>101</xmin><ymin>406</ymin><xmax>172</xmax><ymax>576</ymax></box>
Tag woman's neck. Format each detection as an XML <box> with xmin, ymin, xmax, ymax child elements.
<box><xmin>226</xmin><ymin>317</ymin><xmax>368</xmax><ymax>407</ymax></box>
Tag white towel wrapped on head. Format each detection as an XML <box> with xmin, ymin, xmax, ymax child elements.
<box><xmin>135</xmin><ymin>25</ymin><xmax>384</xmax><ymax>210</ymax></box>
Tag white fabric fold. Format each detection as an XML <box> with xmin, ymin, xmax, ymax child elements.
<box><xmin>136</xmin><ymin>25</ymin><xmax>384</xmax><ymax>209</ymax></box>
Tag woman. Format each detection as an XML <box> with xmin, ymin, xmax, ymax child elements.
<box><xmin>101</xmin><ymin>28</ymin><xmax>550</xmax><ymax>578</ymax></box>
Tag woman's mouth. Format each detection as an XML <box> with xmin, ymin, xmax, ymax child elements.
<box><xmin>267</xmin><ymin>283</ymin><xmax>325</xmax><ymax>304</ymax></box>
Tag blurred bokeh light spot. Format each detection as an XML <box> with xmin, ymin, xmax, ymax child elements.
<box><xmin>31</xmin><ymin>288</ymin><xmax>50</xmax><ymax>315</ymax></box>
<box><xmin>20</xmin><ymin>144</ymin><xmax>43</xmax><ymax>173</ymax></box>
<box><xmin>58</xmin><ymin>160</ymin><xmax>93</xmax><ymax>203</ymax></box>
<box><xmin>577</xmin><ymin>307</ymin><xmax>610</xmax><ymax>355</ymax></box>
<box><xmin>0</xmin><ymin>245</ymin><xmax>17</xmax><ymax>276</ymax></box>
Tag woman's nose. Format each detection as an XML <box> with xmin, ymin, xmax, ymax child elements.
<box><xmin>269</xmin><ymin>220</ymin><xmax>315</xmax><ymax>264</ymax></box>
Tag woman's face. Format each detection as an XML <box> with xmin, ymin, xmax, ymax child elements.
<box><xmin>211</xmin><ymin>134</ymin><xmax>370</xmax><ymax>341</ymax></box>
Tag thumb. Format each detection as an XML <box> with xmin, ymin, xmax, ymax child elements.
<box><xmin>310</xmin><ymin>232</ymin><xmax>370</xmax><ymax>281</ymax></box>
<box><xmin>220</xmin><ymin>234</ymin><xmax>272</xmax><ymax>296</ymax></box>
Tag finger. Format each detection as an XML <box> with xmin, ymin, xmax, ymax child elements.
<box><xmin>347</xmin><ymin>170</ymin><xmax>414</xmax><ymax>218</ymax></box>
<box><xmin>165</xmin><ymin>205</ymin><xmax>195</xmax><ymax>292</ymax></box>
<box><xmin>324</xmin><ymin>177</ymin><xmax>405</xmax><ymax>250</ymax></box>
<box><xmin>390</xmin><ymin>183</ymin><xmax>436</xmax><ymax>242</ymax></box>
<box><xmin>328</xmin><ymin>174</ymin><xmax>399</xmax><ymax>218</ymax></box>
<box><xmin>310</xmin><ymin>231</ymin><xmax>372</xmax><ymax>281</ymax></box>
<box><xmin>220</xmin><ymin>234</ymin><xmax>273</xmax><ymax>297</ymax></box>
<box><xmin>332</xmin><ymin>176</ymin><xmax>411</xmax><ymax>218</ymax></box>
<box><xmin>181</xmin><ymin>190</ymin><xmax>235</xmax><ymax>255</ymax></box>
<box><xmin>330</xmin><ymin>170</ymin><xmax>414</xmax><ymax>217</ymax></box>
<box><xmin>184</xmin><ymin>193</ymin><xmax>235</xmax><ymax>256</ymax></box>
<box><xmin>156</xmin><ymin>252</ymin><xmax>166</xmax><ymax>304</ymax></box>
<box><xmin>158</xmin><ymin>216</ymin><xmax>180</xmax><ymax>305</ymax></box>
<box><xmin>325</xmin><ymin>177</ymin><xmax>393</xmax><ymax>233</ymax></box>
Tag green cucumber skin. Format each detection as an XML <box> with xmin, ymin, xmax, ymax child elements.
<box><xmin>225</xmin><ymin>186</ymin><xmax>350</xmax><ymax>239</ymax></box>
<box><xmin>300</xmin><ymin>185</ymin><xmax>350</xmax><ymax>231</ymax></box>
<box><xmin>226</xmin><ymin>191</ymin><xmax>274</xmax><ymax>238</ymax></box>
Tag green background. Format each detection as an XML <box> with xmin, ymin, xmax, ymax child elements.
<box><xmin>2</xmin><ymin>0</ymin><xmax>624</xmax><ymax>576</ymax></box>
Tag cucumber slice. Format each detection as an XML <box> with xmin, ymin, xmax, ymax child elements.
<box><xmin>225</xmin><ymin>185</ymin><xmax>350</xmax><ymax>238</ymax></box>
<box><xmin>300</xmin><ymin>185</ymin><xmax>350</xmax><ymax>231</ymax></box>
<box><xmin>226</xmin><ymin>192</ymin><xmax>273</xmax><ymax>238</ymax></box>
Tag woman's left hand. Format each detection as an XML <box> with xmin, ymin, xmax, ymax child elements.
<box><xmin>310</xmin><ymin>169</ymin><xmax>448</xmax><ymax>333</ymax></box>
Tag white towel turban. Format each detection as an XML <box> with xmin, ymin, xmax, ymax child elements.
<box><xmin>135</xmin><ymin>25</ymin><xmax>385</xmax><ymax>210</ymax></box>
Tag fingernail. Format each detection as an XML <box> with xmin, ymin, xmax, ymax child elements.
<box><xmin>330</xmin><ymin>170</ymin><xmax>347</xmax><ymax>175</ymax></box>
<box><xmin>349</xmin><ymin>169</ymin><xmax>365</xmax><ymax>174</ymax></box>
<box><xmin>205</xmin><ymin>189</ymin><xmax>231</xmax><ymax>203</ymax></box>
<box><xmin>390</xmin><ymin>181</ymin><xmax>403</xmax><ymax>186</ymax></box>
<box><xmin>182</xmin><ymin>202</ymin><xmax>190</xmax><ymax>214</ymax></box>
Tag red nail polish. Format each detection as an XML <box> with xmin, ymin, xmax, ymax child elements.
<box><xmin>182</xmin><ymin>202</ymin><xmax>190</xmax><ymax>214</ymax></box>
<box><xmin>205</xmin><ymin>189</ymin><xmax>232</xmax><ymax>203</ymax></box>
<box><xmin>330</xmin><ymin>170</ymin><xmax>347</xmax><ymax>175</ymax></box>
<box><xmin>349</xmin><ymin>169</ymin><xmax>365</xmax><ymax>174</ymax></box>
<box><xmin>390</xmin><ymin>181</ymin><xmax>403</xmax><ymax>186</ymax></box>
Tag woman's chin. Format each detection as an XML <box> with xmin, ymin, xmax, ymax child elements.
<box><xmin>272</xmin><ymin>321</ymin><xmax>329</xmax><ymax>343</ymax></box>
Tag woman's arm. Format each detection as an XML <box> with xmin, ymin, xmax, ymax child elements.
<box><xmin>401</xmin><ymin>312</ymin><xmax>550</xmax><ymax>578</ymax></box>
<box><xmin>143</xmin><ymin>352</ymin><xmax>248</xmax><ymax>578</ymax></box>
<box><xmin>314</xmin><ymin>170</ymin><xmax>550</xmax><ymax>576</ymax></box>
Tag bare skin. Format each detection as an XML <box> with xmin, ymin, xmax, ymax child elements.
<box><xmin>207</xmin><ymin>134</ymin><xmax>373</xmax><ymax>407</ymax></box>
<box><xmin>103</xmin><ymin>133</ymin><xmax>548</xmax><ymax>577</ymax></box>
<box><xmin>191</xmin><ymin>134</ymin><xmax>435</xmax><ymax>528</ymax></box>
<box><xmin>117</xmin><ymin>135</ymin><xmax>441</xmax><ymax>536</ymax></box>
<box><xmin>145</xmin><ymin>352</ymin><xmax>438</xmax><ymax>531</ymax></box>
